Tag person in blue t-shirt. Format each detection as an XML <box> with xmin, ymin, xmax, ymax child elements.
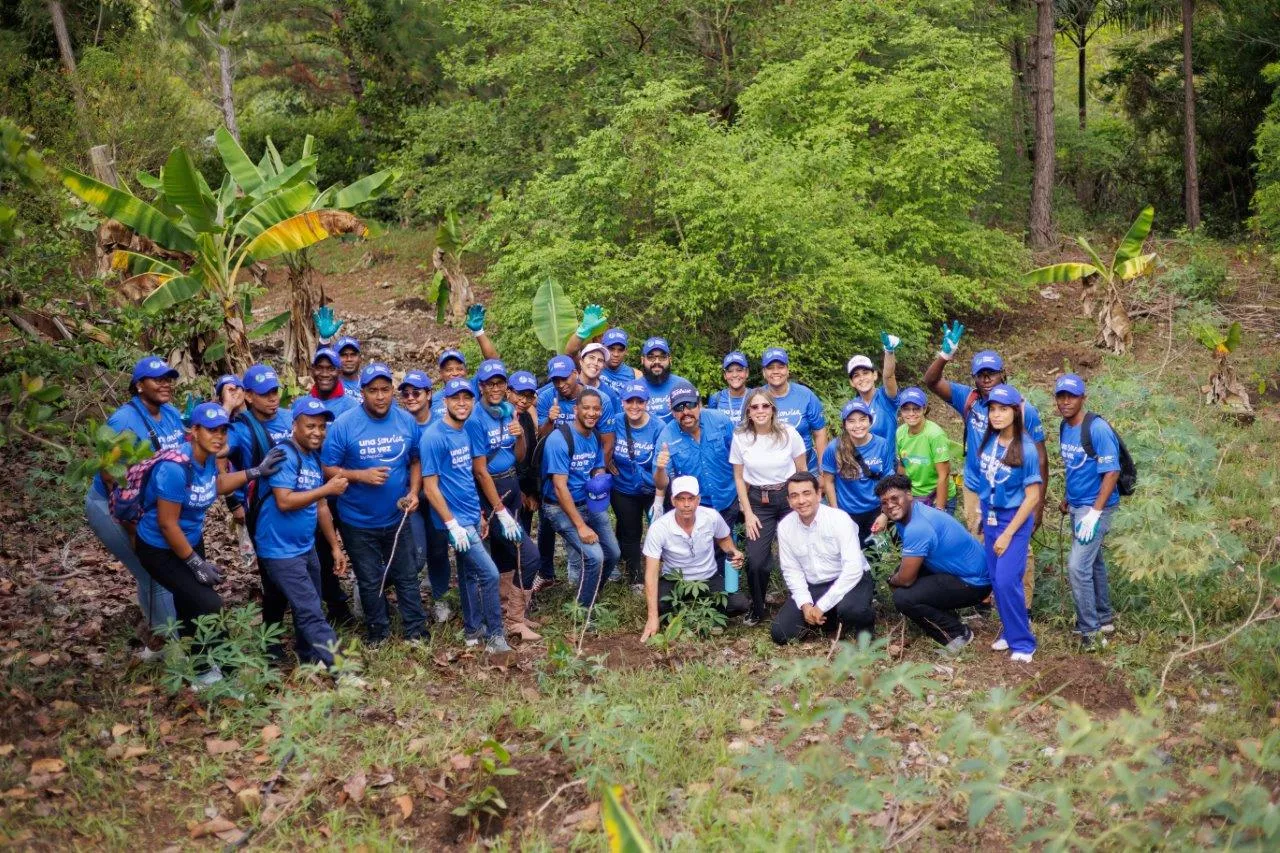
<box><xmin>975</xmin><ymin>384</ymin><xmax>1043</xmax><ymax>663</ymax></box>
<box><xmin>577</xmin><ymin>342</ymin><xmax>623</xmax><ymax>412</ymax></box>
<box><xmin>252</xmin><ymin>397</ymin><xmax>350</xmax><ymax>669</ymax></box>
<box><xmin>639</xmin><ymin>337</ymin><xmax>692</xmax><ymax>423</ymax></box>
<box><xmin>877</xmin><ymin>474</ymin><xmax>991</xmax><ymax>652</ymax></box>
<box><xmin>321</xmin><ymin>362</ymin><xmax>427</xmax><ymax>645</ymax></box>
<box><xmin>540</xmin><ymin>388</ymin><xmax>619</xmax><ymax>612</ymax></box>
<box><xmin>420</xmin><ymin>378</ymin><xmax>513</xmax><ymax>653</ymax></box>
<box><xmin>654</xmin><ymin>384</ymin><xmax>739</xmax><ymax>523</ymax></box>
<box><xmin>611</xmin><ymin>382</ymin><xmax>665</xmax><ymax>585</ymax></box>
<box><xmin>397</xmin><ymin>369</ymin><xmax>454</xmax><ymax>626</ymax></box>
<box><xmin>600</xmin><ymin>327</ymin><xmax>641</xmax><ymax>394</ymax></box>
<box><xmin>821</xmin><ymin>399</ymin><xmax>892</xmax><ymax>548</ymax></box>
<box><xmin>707</xmin><ymin>351</ymin><xmax>750</xmax><ymax>426</ymax></box>
<box><xmin>84</xmin><ymin>355</ymin><xmax>186</xmax><ymax>634</ymax></box>
<box><xmin>760</xmin><ymin>347</ymin><xmax>827</xmax><ymax>472</ymax></box>
<box><xmin>536</xmin><ymin>354</ymin><xmax>617</xmax><ymax>468</ymax></box>
<box><xmin>334</xmin><ymin>336</ymin><xmax>364</xmax><ymax>403</ymax></box>
<box><xmin>1054</xmin><ymin>374</ymin><xmax>1122</xmax><ymax>648</ymax></box>
<box><xmin>844</xmin><ymin>331</ymin><xmax>901</xmax><ymax>463</ymax></box>
<box><xmin>309</xmin><ymin>347</ymin><xmax>358</xmax><ymax>419</ymax></box>
<box><xmin>214</xmin><ymin>373</ymin><xmax>246</xmax><ymax>419</ymax></box>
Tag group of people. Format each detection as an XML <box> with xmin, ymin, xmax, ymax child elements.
<box><xmin>85</xmin><ymin>304</ymin><xmax>1125</xmax><ymax>686</ymax></box>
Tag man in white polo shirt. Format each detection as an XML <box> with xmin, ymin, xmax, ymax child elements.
<box><xmin>772</xmin><ymin>471</ymin><xmax>875</xmax><ymax>644</ymax></box>
<box><xmin>639</xmin><ymin>476</ymin><xmax>748</xmax><ymax>641</ymax></box>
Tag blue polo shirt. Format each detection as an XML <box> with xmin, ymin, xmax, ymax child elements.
<box><xmin>897</xmin><ymin>503</ymin><xmax>989</xmax><ymax>586</ymax></box>
<box><xmin>465</xmin><ymin>404</ymin><xmax>518</xmax><ymax>475</ymax></box>
<box><xmin>769</xmin><ymin>382</ymin><xmax>828</xmax><ymax>471</ymax></box>
<box><xmin>253</xmin><ymin>443</ymin><xmax>326</xmax><ymax>559</ymax></box>
<box><xmin>602</xmin><ymin>363</ymin><xmax>639</xmax><ymax>396</ymax></box>
<box><xmin>659</xmin><ymin>409</ymin><xmax>736</xmax><ymax>511</ymax></box>
<box><xmin>419</xmin><ymin>418</ymin><xmax>483</xmax><ymax>528</ymax></box>
<box><xmin>536</xmin><ymin>385</ymin><xmax>617</xmax><ymax>434</ymax></box>
<box><xmin>977</xmin><ymin>435</ymin><xmax>1043</xmax><ymax>509</ymax></box>
<box><xmin>706</xmin><ymin>388</ymin><xmax>748</xmax><ymax>426</ymax></box>
<box><xmin>91</xmin><ymin>398</ymin><xmax>186</xmax><ymax>497</ymax></box>
<box><xmin>136</xmin><ymin>444</ymin><xmax>219</xmax><ymax>549</ymax></box>
<box><xmin>613</xmin><ymin>416</ymin><xmax>664</xmax><ymax>495</ymax></box>
<box><xmin>540</xmin><ymin>425</ymin><xmax>605</xmax><ymax>504</ymax></box>
<box><xmin>643</xmin><ymin>373</ymin><xmax>692</xmax><ymax>424</ymax></box>
<box><xmin>945</xmin><ymin>381</ymin><xmax>1045</xmax><ymax>492</ymax></box>
<box><xmin>321</xmin><ymin>404</ymin><xmax>420</xmax><ymax>528</ymax></box>
<box><xmin>1060</xmin><ymin>418</ymin><xmax>1121</xmax><ymax>509</ymax></box>
<box><xmin>820</xmin><ymin>435</ymin><xmax>891</xmax><ymax>514</ymax></box>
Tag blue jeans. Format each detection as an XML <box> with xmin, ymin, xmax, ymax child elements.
<box><xmin>339</xmin><ymin>520</ymin><xmax>427</xmax><ymax>643</ymax></box>
<box><xmin>85</xmin><ymin>487</ymin><xmax>177</xmax><ymax>629</ymax></box>
<box><xmin>1067</xmin><ymin>506</ymin><xmax>1116</xmax><ymax>636</ymax></box>
<box><xmin>259</xmin><ymin>549</ymin><xmax>338</xmax><ymax>667</ymax></box>
<box><xmin>543</xmin><ymin>504</ymin><xmax>620</xmax><ymax>608</ymax></box>
<box><xmin>454</xmin><ymin>526</ymin><xmax>505</xmax><ymax>638</ymax></box>
<box><xmin>409</xmin><ymin>509</ymin><xmax>453</xmax><ymax>600</ymax></box>
<box><xmin>983</xmin><ymin>505</ymin><xmax>1036</xmax><ymax>654</ymax></box>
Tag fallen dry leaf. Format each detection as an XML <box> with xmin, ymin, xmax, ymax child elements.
<box><xmin>28</xmin><ymin>653</ymin><xmax>51</xmax><ymax>667</ymax></box>
<box><xmin>393</xmin><ymin>794</ymin><xmax>413</xmax><ymax>820</ymax></box>
<box><xmin>29</xmin><ymin>758</ymin><xmax>65</xmax><ymax>775</ymax></box>
<box><xmin>1</xmin><ymin>787</ymin><xmax>35</xmax><ymax>800</ymax></box>
<box><xmin>204</xmin><ymin>738</ymin><xmax>240</xmax><ymax>756</ymax></box>
<box><xmin>342</xmin><ymin>771</ymin><xmax>367</xmax><ymax>804</ymax></box>
<box><xmin>562</xmin><ymin>802</ymin><xmax>599</xmax><ymax>828</ymax></box>
<box><xmin>122</xmin><ymin>745</ymin><xmax>149</xmax><ymax>760</ymax></box>
<box><xmin>223</xmin><ymin>776</ymin><xmax>250</xmax><ymax>794</ymax></box>
<box><xmin>406</xmin><ymin>737</ymin><xmax>429</xmax><ymax>755</ymax></box>
<box><xmin>369</xmin><ymin>771</ymin><xmax>394</xmax><ymax>788</ymax></box>
<box><xmin>448</xmin><ymin>754</ymin><xmax>472</xmax><ymax>772</ymax></box>
<box><xmin>111</xmin><ymin>723</ymin><xmax>133</xmax><ymax>740</ymax></box>
<box><xmin>189</xmin><ymin>816</ymin><xmax>237</xmax><ymax>839</ymax></box>
<box><xmin>0</xmin><ymin>744</ymin><xmax>14</xmax><ymax>757</ymax></box>
<box><xmin>260</xmin><ymin>724</ymin><xmax>282</xmax><ymax>745</ymax></box>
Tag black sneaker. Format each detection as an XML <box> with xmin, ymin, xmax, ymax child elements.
<box><xmin>742</xmin><ymin>613</ymin><xmax>761</xmax><ymax>627</ymax></box>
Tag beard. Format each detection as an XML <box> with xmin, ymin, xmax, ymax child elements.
<box><xmin>646</xmin><ymin>364</ymin><xmax>671</xmax><ymax>385</ymax></box>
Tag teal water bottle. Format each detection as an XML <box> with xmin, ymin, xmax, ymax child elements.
<box><xmin>724</xmin><ymin>558</ymin><xmax>739</xmax><ymax>593</ymax></box>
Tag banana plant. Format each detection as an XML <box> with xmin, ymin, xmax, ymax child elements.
<box><xmin>1023</xmin><ymin>205</ymin><xmax>1157</xmax><ymax>355</ymax></box>
<box><xmin>1192</xmin><ymin>320</ymin><xmax>1253</xmax><ymax>415</ymax></box>
<box><xmin>62</xmin><ymin>131</ymin><xmax>371</xmax><ymax>372</ymax></box>
<box><xmin>531</xmin><ymin>277</ymin><xmax>579</xmax><ymax>352</ymax></box>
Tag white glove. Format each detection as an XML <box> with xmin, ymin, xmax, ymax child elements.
<box><xmin>496</xmin><ymin>508</ymin><xmax>522</xmax><ymax>541</ymax></box>
<box><xmin>1074</xmin><ymin>509</ymin><xmax>1102</xmax><ymax>544</ymax></box>
<box><xmin>445</xmin><ymin>519</ymin><xmax>471</xmax><ymax>552</ymax></box>
<box><xmin>647</xmin><ymin>496</ymin><xmax>663</xmax><ymax>525</ymax></box>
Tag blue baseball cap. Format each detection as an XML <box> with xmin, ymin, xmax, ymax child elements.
<box><xmin>291</xmin><ymin>396</ymin><xmax>335</xmax><ymax>421</ymax></box>
<box><xmin>437</xmin><ymin>348</ymin><xmax>466</xmax><ymax>368</ymax></box>
<box><xmin>547</xmin><ymin>355</ymin><xmax>576</xmax><ymax>380</ymax></box>
<box><xmin>722</xmin><ymin>351</ymin><xmax>748</xmax><ymax>370</ymax></box>
<box><xmin>399</xmin><ymin>369</ymin><xmax>431</xmax><ymax>390</ymax></box>
<box><xmin>602</xmin><ymin>328</ymin><xmax>629</xmax><ymax>347</ymax></box>
<box><xmin>131</xmin><ymin>356</ymin><xmax>179</xmax><ymax>382</ymax></box>
<box><xmin>988</xmin><ymin>384</ymin><xmax>1023</xmax><ymax>406</ymax></box>
<box><xmin>359</xmin><ymin>362</ymin><xmax>394</xmax><ymax>387</ymax></box>
<box><xmin>621</xmin><ymin>382</ymin><xmax>650</xmax><ymax>402</ymax></box>
<box><xmin>243</xmin><ymin>364</ymin><xmax>280</xmax><ymax>395</ymax></box>
<box><xmin>476</xmin><ymin>359</ymin><xmax>509</xmax><ymax>383</ymax></box>
<box><xmin>762</xmin><ymin>347</ymin><xmax>789</xmax><ymax>367</ymax></box>
<box><xmin>442</xmin><ymin>378</ymin><xmax>474</xmax><ymax>398</ymax></box>
<box><xmin>510</xmin><ymin>371</ymin><xmax>538</xmax><ymax>393</ymax></box>
<box><xmin>190</xmin><ymin>403</ymin><xmax>230</xmax><ymax>429</ymax></box>
<box><xmin>841</xmin><ymin>399</ymin><xmax>875</xmax><ymax>423</ymax></box>
<box><xmin>312</xmin><ymin>347</ymin><xmax>339</xmax><ymax>368</ymax></box>
<box><xmin>897</xmin><ymin>386</ymin><xmax>927</xmax><ymax>408</ymax></box>
<box><xmin>1054</xmin><ymin>374</ymin><xmax>1086</xmax><ymax>396</ymax></box>
<box><xmin>642</xmin><ymin>336</ymin><xmax>670</xmax><ymax>356</ymax></box>
<box><xmin>586</xmin><ymin>473</ymin><xmax>613</xmax><ymax>514</ymax></box>
<box><xmin>335</xmin><ymin>336</ymin><xmax>360</xmax><ymax>354</ymax></box>
<box><xmin>971</xmin><ymin>350</ymin><xmax>1004</xmax><ymax>376</ymax></box>
<box><xmin>669</xmin><ymin>384</ymin><xmax>700</xmax><ymax>409</ymax></box>
<box><xmin>214</xmin><ymin>374</ymin><xmax>242</xmax><ymax>396</ymax></box>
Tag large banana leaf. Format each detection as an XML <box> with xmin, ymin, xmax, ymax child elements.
<box><xmin>532</xmin><ymin>278</ymin><xmax>578</xmax><ymax>352</ymax></box>
<box><xmin>333</xmin><ymin>168</ymin><xmax>396</xmax><ymax>210</ymax></box>
<box><xmin>251</xmin><ymin>155</ymin><xmax>318</xmax><ymax>201</ymax></box>
<box><xmin>248</xmin><ymin>309</ymin><xmax>291</xmax><ymax>340</ymax></box>
<box><xmin>241</xmin><ymin>210</ymin><xmax>366</xmax><ymax>262</ymax></box>
<box><xmin>1113</xmin><ymin>252</ymin><xmax>1157</xmax><ymax>281</ymax></box>
<box><xmin>233</xmin><ymin>182</ymin><xmax>318</xmax><ymax>241</ymax></box>
<box><xmin>215</xmin><ymin>126</ymin><xmax>263</xmax><ymax>194</ymax></box>
<box><xmin>1112</xmin><ymin>205</ymin><xmax>1155</xmax><ymax>267</ymax></box>
<box><xmin>110</xmin><ymin>250</ymin><xmax>183</xmax><ymax>277</ymax></box>
<box><xmin>142</xmin><ymin>274</ymin><xmax>205</xmax><ymax>313</ymax></box>
<box><xmin>1022</xmin><ymin>262</ymin><xmax>1100</xmax><ymax>285</ymax></box>
<box><xmin>161</xmin><ymin>147</ymin><xmax>218</xmax><ymax>231</ymax></box>
<box><xmin>601</xmin><ymin>785</ymin><xmax>653</xmax><ymax>853</ymax></box>
<box><xmin>61</xmin><ymin>169</ymin><xmax>197</xmax><ymax>253</ymax></box>
<box><xmin>265</xmin><ymin>137</ymin><xmax>286</xmax><ymax>175</ymax></box>
<box><xmin>135</xmin><ymin>170</ymin><xmax>162</xmax><ymax>191</ymax></box>
<box><xmin>1075</xmin><ymin>236</ymin><xmax>1107</xmax><ymax>276</ymax></box>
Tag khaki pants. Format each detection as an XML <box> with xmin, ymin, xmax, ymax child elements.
<box><xmin>964</xmin><ymin>486</ymin><xmax>1035</xmax><ymax>608</ymax></box>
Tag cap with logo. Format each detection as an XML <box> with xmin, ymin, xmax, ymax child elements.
<box><xmin>841</xmin><ymin>398</ymin><xmax>876</xmax><ymax>423</ymax></box>
<box><xmin>970</xmin><ymin>350</ymin><xmax>1004</xmax><ymax>376</ymax></box>
<box><xmin>131</xmin><ymin>356</ymin><xmax>180</xmax><ymax>383</ymax></box>
<box><xmin>191</xmin><ymin>403</ymin><xmax>231</xmax><ymax>429</ymax></box>
<box><xmin>509</xmin><ymin>371</ymin><xmax>538</xmax><ymax>393</ymax></box>
<box><xmin>547</xmin><ymin>355</ymin><xmax>576</xmax><ymax>380</ymax></box>
<box><xmin>243</xmin><ymin>363</ymin><xmax>281</xmax><ymax>394</ymax></box>
<box><xmin>762</xmin><ymin>347</ymin><xmax>789</xmax><ymax>367</ymax></box>
<box><xmin>437</xmin><ymin>349</ymin><xmax>466</xmax><ymax>368</ymax></box>
<box><xmin>671</xmin><ymin>475</ymin><xmax>700</xmax><ymax>497</ymax></box>
<box><xmin>1054</xmin><ymin>373</ymin><xmax>1086</xmax><ymax>397</ymax></box>
<box><xmin>442</xmin><ymin>377</ymin><xmax>474</xmax><ymax>398</ymax></box>
<box><xmin>580</xmin><ymin>342</ymin><xmax>608</xmax><ymax>361</ymax></box>
<box><xmin>360</xmin><ymin>362</ymin><xmax>394</xmax><ymax>387</ymax></box>
<box><xmin>399</xmin><ymin>369</ymin><xmax>431</xmax><ymax>390</ymax></box>
<box><xmin>602</xmin><ymin>328</ymin><xmax>629</xmax><ymax>347</ymax></box>
<box><xmin>897</xmin><ymin>386</ymin><xmax>928</xmax><ymax>408</ymax></box>
<box><xmin>669</xmin><ymin>384</ymin><xmax>700</xmax><ymax>409</ymax></box>
<box><xmin>586</xmin><ymin>473</ymin><xmax>613</xmax><ymax>514</ymax></box>
<box><xmin>846</xmin><ymin>354</ymin><xmax>874</xmax><ymax>375</ymax></box>
<box><xmin>312</xmin><ymin>347</ymin><xmax>340</xmax><ymax>368</ymax></box>
<box><xmin>476</xmin><ymin>359</ymin><xmax>508</xmax><ymax>383</ymax></box>
<box><xmin>621</xmin><ymin>382</ymin><xmax>650</xmax><ymax>402</ymax></box>
<box><xmin>335</xmin><ymin>336</ymin><xmax>361</xmax><ymax>354</ymax></box>
<box><xmin>214</xmin><ymin>374</ymin><xmax>242</xmax><ymax>395</ymax></box>
<box><xmin>987</xmin><ymin>384</ymin><xmax>1023</xmax><ymax>406</ymax></box>
<box><xmin>291</xmin><ymin>396</ymin><xmax>335</xmax><ymax>421</ymax></box>
<box><xmin>642</xmin><ymin>336</ymin><xmax>671</xmax><ymax>356</ymax></box>
<box><xmin>722</xmin><ymin>351</ymin><xmax>748</xmax><ymax>370</ymax></box>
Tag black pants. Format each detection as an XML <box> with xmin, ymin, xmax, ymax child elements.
<box><xmin>771</xmin><ymin>574</ymin><xmax>875</xmax><ymax>645</ymax></box>
<box><xmin>536</xmin><ymin>509</ymin><xmax>557</xmax><ymax>581</ymax></box>
<box><xmin>482</xmin><ymin>469</ymin><xmax>542</xmax><ymax>588</ymax></box>
<box><xmin>316</xmin><ymin>496</ymin><xmax>354</xmax><ymax>623</ymax></box>
<box><xmin>657</xmin><ymin>571</ymin><xmax>749</xmax><ymax>617</ymax></box>
<box><xmin>891</xmin><ymin>570</ymin><xmax>992</xmax><ymax>645</ymax></box>
<box><xmin>848</xmin><ymin>509</ymin><xmax>881</xmax><ymax>551</ymax></box>
<box><xmin>135</xmin><ymin>538</ymin><xmax>222</xmax><ymax>653</ymax></box>
<box><xmin>612</xmin><ymin>489</ymin><xmax>654</xmax><ymax>584</ymax></box>
<box><xmin>745</xmin><ymin>485</ymin><xmax>792</xmax><ymax>620</ymax></box>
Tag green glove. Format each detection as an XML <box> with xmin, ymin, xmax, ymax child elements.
<box><xmin>880</xmin><ymin>331</ymin><xmax>900</xmax><ymax>353</ymax></box>
<box><xmin>576</xmin><ymin>304</ymin><xmax>608</xmax><ymax>340</ymax></box>
<box><xmin>465</xmin><ymin>304</ymin><xmax>486</xmax><ymax>335</ymax></box>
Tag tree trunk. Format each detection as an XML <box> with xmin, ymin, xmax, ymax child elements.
<box><xmin>217</xmin><ymin>16</ymin><xmax>239</xmax><ymax>142</ymax></box>
<box><xmin>285</xmin><ymin>258</ymin><xmax>323</xmax><ymax>376</ymax></box>
<box><xmin>223</xmin><ymin>311</ymin><xmax>252</xmax><ymax>374</ymax></box>
<box><xmin>1029</xmin><ymin>0</ymin><xmax>1056</xmax><ymax>249</ymax></box>
<box><xmin>47</xmin><ymin>0</ymin><xmax>89</xmax><ymax>142</ymax></box>
<box><xmin>1009</xmin><ymin>38</ymin><xmax>1028</xmax><ymax>161</ymax></box>
<box><xmin>1182</xmin><ymin>0</ymin><xmax>1201</xmax><ymax>231</ymax></box>
<box><xmin>1077</xmin><ymin>24</ymin><xmax>1087</xmax><ymax>130</ymax></box>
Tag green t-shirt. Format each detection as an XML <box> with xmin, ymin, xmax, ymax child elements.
<box><xmin>896</xmin><ymin>420</ymin><xmax>957</xmax><ymax>499</ymax></box>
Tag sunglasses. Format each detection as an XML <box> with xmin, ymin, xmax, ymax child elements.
<box><xmin>399</xmin><ymin>388</ymin><xmax>428</xmax><ymax>398</ymax></box>
<box><xmin>748</xmin><ymin>403</ymin><xmax>773</xmax><ymax>411</ymax></box>
<box><xmin>671</xmin><ymin>401</ymin><xmax>699</xmax><ymax>413</ymax></box>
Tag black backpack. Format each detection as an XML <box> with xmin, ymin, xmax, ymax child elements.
<box><xmin>530</xmin><ymin>423</ymin><xmax>577</xmax><ymax>490</ymax></box>
<box><xmin>1060</xmin><ymin>412</ymin><xmax>1137</xmax><ymax>497</ymax></box>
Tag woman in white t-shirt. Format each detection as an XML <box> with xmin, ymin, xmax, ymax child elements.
<box><xmin>731</xmin><ymin>388</ymin><xmax>807</xmax><ymax>624</ymax></box>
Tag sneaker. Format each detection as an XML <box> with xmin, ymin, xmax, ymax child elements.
<box><xmin>1009</xmin><ymin>651</ymin><xmax>1035</xmax><ymax>663</ymax></box>
<box><xmin>531</xmin><ymin>576</ymin><xmax>556</xmax><ymax>594</ymax></box>
<box><xmin>942</xmin><ymin>627</ymin><xmax>974</xmax><ymax>655</ymax></box>
<box><xmin>1099</xmin><ymin>622</ymin><xmax>1116</xmax><ymax>634</ymax></box>
<box><xmin>193</xmin><ymin>665</ymin><xmax>224</xmax><ymax>690</ymax></box>
<box><xmin>1080</xmin><ymin>634</ymin><xmax>1109</xmax><ymax>652</ymax></box>
<box><xmin>742</xmin><ymin>614</ymin><xmax>761</xmax><ymax>628</ymax></box>
<box><xmin>433</xmin><ymin>601</ymin><xmax>452</xmax><ymax>624</ymax></box>
<box><xmin>990</xmin><ymin>638</ymin><xmax>1009</xmax><ymax>651</ymax></box>
<box><xmin>463</xmin><ymin>630</ymin><xmax>483</xmax><ymax>648</ymax></box>
<box><xmin>134</xmin><ymin>645</ymin><xmax>160</xmax><ymax>663</ymax></box>
<box><xmin>335</xmin><ymin>673</ymin><xmax>368</xmax><ymax>691</ymax></box>
<box><xmin>630</xmin><ymin>583</ymin><xmax>645</xmax><ymax>595</ymax></box>
<box><xmin>484</xmin><ymin>635</ymin><xmax>513</xmax><ymax>654</ymax></box>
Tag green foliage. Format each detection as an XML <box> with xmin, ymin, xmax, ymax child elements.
<box><xmin>1162</xmin><ymin>241</ymin><xmax>1231</xmax><ymax>303</ymax></box>
<box><xmin>160</xmin><ymin>604</ymin><xmax>285</xmax><ymax>721</ymax></box>
<box><xmin>1250</xmin><ymin>62</ymin><xmax>1280</xmax><ymax>244</ymax></box>
<box><xmin>450</xmin><ymin>737</ymin><xmax>520</xmax><ymax>835</ymax></box>
<box><xmin>659</xmin><ymin>575</ymin><xmax>728</xmax><ymax>638</ymax></box>
<box><xmin>530</xmin><ymin>278</ymin><xmax>578</xmax><ymax>353</ymax></box>
<box><xmin>536</xmin><ymin>635</ymin><xmax>607</xmax><ymax>689</ymax></box>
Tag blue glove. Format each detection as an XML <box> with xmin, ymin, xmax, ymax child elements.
<box><xmin>939</xmin><ymin>320</ymin><xmax>965</xmax><ymax>359</ymax></box>
<box><xmin>314</xmin><ymin>306</ymin><xmax>344</xmax><ymax>340</ymax></box>
<box><xmin>575</xmin><ymin>304</ymin><xmax>607</xmax><ymax>340</ymax></box>
<box><xmin>181</xmin><ymin>393</ymin><xmax>198</xmax><ymax>426</ymax></box>
<box><xmin>465</xmin><ymin>304</ymin><xmax>486</xmax><ymax>335</ymax></box>
<box><xmin>445</xmin><ymin>519</ymin><xmax>471</xmax><ymax>552</ymax></box>
<box><xmin>880</xmin><ymin>331</ymin><xmax>900</xmax><ymax>353</ymax></box>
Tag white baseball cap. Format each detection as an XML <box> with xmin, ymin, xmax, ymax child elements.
<box><xmin>671</xmin><ymin>475</ymin><xmax>700</xmax><ymax>497</ymax></box>
<box><xmin>581</xmin><ymin>342</ymin><xmax>608</xmax><ymax>360</ymax></box>
<box><xmin>846</xmin><ymin>354</ymin><xmax>874</xmax><ymax>374</ymax></box>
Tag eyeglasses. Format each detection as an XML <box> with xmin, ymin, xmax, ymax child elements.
<box><xmin>748</xmin><ymin>403</ymin><xmax>773</xmax><ymax>411</ymax></box>
<box><xmin>671</xmin><ymin>402</ymin><xmax>698</xmax><ymax>413</ymax></box>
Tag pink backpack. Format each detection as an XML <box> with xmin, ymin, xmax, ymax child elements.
<box><xmin>108</xmin><ymin>449</ymin><xmax>192</xmax><ymax>525</ymax></box>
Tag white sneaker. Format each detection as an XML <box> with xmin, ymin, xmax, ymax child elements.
<box><xmin>463</xmin><ymin>630</ymin><xmax>482</xmax><ymax>648</ymax></box>
<box><xmin>433</xmin><ymin>601</ymin><xmax>452</xmax><ymax>624</ymax></box>
<box><xmin>1099</xmin><ymin>622</ymin><xmax>1115</xmax><ymax>634</ymax></box>
<box><xmin>193</xmin><ymin>665</ymin><xmax>224</xmax><ymax>690</ymax></box>
<box><xmin>990</xmin><ymin>638</ymin><xmax>1009</xmax><ymax>651</ymax></box>
<box><xmin>484</xmin><ymin>635</ymin><xmax>513</xmax><ymax>654</ymax></box>
<box><xmin>1010</xmin><ymin>651</ymin><xmax>1035</xmax><ymax>663</ymax></box>
<box><xmin>941</xmin><ymin>628</ymin><xmax>974</xmax><ymax>655</ymax></box>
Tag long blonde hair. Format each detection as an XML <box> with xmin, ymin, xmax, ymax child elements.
<box><xmin>736</xmin><ymin>388</ymin><xmax>788</xmax><ymax>445</ymax></box>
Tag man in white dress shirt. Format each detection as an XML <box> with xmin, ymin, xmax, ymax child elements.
<box><xmin>639</xmin><ymin>476</ymin><xmax>748</xmax><ymax>641</ymax></box>
<box><xmin>771</xmin><ymin>471</ymin><xmax>875</xmax><ymax>644</ymax></box>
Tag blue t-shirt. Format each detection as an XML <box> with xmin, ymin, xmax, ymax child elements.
<box><xmin>136</xmin><ymin>443</ymin><xmax>219</xmax><ymax>550</ymax></box>
<box><xmin>977</xmin><ymin>435</ymin><xmax>1043</xmax><ymax>509</ymax></box>
<box><xmin>536</xmin><ymin>385</ymin><xmax>617</xmax><ymax>434</ymax></box>
<box><xmin>856</xmin><ymin>386</ymin><xmax>899</xmax><ymax>465</ymax></box>
<box><xmin>897</xmin><ymin>503</ymin><xmax>989</xmax><ymax>586</ymax></box>
<box><xmin>659</xmin><ymin>409</ymin><xmax>736</xmax><ymax>511</ymax></box>
<box><xmin>465</xmin><ymin>404</ymin><xmax>519</xmax><ymax>474</ymax></box>
<box><xmin>540</xmin><ymin>425</ymin><xmax>605</xmax><ymax>504</ymax></box>
<box><xmin>945</xmin><ymin>381</ymin><xmax>1045</xmax><ymax>492</ymax></box>
<box><xmin>318</xmin><ymin>390</ymin><xmax>358</xmax><ymax>419</ymax></box>
<box><xmin>91</xmin><ymin>398</ymin><xmax>186</xmax><ymax>497</ymax></box>
<box><xmin>601</xmin><ymin>363</ymin><xmax>639</xmax><ymax>397</ymax></box>
<box><xmin>613</xmin><ymin>415</ymin><xmax>664</xmax><ymax>495</ymax></box>
<box><xmin>643</xmin><ymin>373</ymin><xmax>692</xmax><ymax>424</ymax></box>
<box><xmin>341</xmin><ymin>378</ymin><xmax>362</xmax><ymax>403</ymax></box>
<box><xmin>253</xmin><ymin>443</ymin><xmax>325</xmax><ymax>559</ymax></box>
<box><xmin>582</xmin><ymin>379</ymin><xmax>622</xmax><ymax>412</ymax></box>
<box><xmin>821</xmin><ymin>435</ymin><xmax>891</xmax><ymax>514</ymax></box>
<box><xmin>419</xmin><ymin>419</ymin><xmax>483</xmax><ymax>528</ymax></box>
<box><xmin>321</xmin><ymin>404</ymin><xmax>420</xmax><ymax>528</ymax></box>
<box><xmin>1060</xmin><ymin>417</ymin><xmax>1121</xmax><ymax>509</ymax></box>
<box><xmin>706</xmin><ymin>388</ymin><xmax>748</xmax><ymax>427</ymax></box>
<box><xmin>770</xmin><ymin>383</ymin><xmax>828</xmax><ymax>471</ymax></box>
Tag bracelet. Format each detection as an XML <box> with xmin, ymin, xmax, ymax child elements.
<box><xmin>470</xmin><ymin>328</ymin><xmax>484</xmax><ymax>337</ymax></box>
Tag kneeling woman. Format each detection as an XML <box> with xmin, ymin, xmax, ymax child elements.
<box><xmin>977</xmin><ymin>385</ymin><xmax>1042</xmax><ymax>663</ymax></box>
<box><xmin>134</xmin><ymin>403</ymin><xmax>285</xmax><ymax>683</ymax></box>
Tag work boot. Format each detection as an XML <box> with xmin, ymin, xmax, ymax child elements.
<box><xmin>500</xmin><ymin>572</ymin><xmax>541</xmax><ymax>641</ymax></box>
<box><xmin>519</xmin><ymin>584</ymin><xmax>541</xmax><ymax>629</ymax></box>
